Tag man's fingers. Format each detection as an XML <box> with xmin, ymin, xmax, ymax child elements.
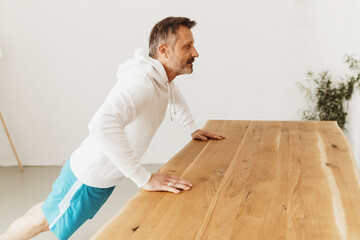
<box><xmin>209</xmin><ymin>132</ymin><xmax>225</xmax><ymax>139</ymax></box>
<box><xmin>143</xmin><ymin>173</ymin><xmax>193</xmax><ymax>194</ymax></box>
<box><xmin>170</xmin><ymin>176</ymin><xmax>193</xmax><ymax>187</ymax></box>
<box><xmin>215</xmin><ymin>133</ymin><xmax>226</xmax><ymax>139</ymax></box>
<box><xmin>142</xmin><ymin>173</ymin><xmax>193</xmax><ymax>193</ymax></box>
<box><xmin>204</xmin><ymin>131</ymin><xmax>226</xmax><ymax>140</ymax></box>
<box><xmin>163</xmin><ymin>181</ymin><xmax>191</xmax><ymax>193</ymax></box>
<box><xmin>173</xmin><ymin>183</ymin><xmax>191</xmax><ymax>190</ymax></box>
<box><xmin>162</xmin><ymin>185</ymin><xmax>180</xmax><ymax>194</ymax></box>
<box><xmin>177</xmin><ymin>180</ymin><xmax>193</xmax><ymax>187</ymax></box>
<box><xmin>191</xmin><ymin>129</ymin><xmax>225</xmax><ymax>141</ymax></box>
<box><xmin>197</xmin><ymin>135</ymin><xmax>208</xmax><ymax>141</ymax></box>
<box><xmin>211</xmin><ymin>134</ymin><xmax>223</xmax><ymax>139</ymax></box>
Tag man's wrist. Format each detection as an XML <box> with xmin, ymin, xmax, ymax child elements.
<box><xmin>146</xmin><ymin>173</ymin><xmax>153</xmax><ymax>184</ymax></box>
<box><xmin>128</xmin><ymin>166</ymin><xmax>152</xmax><ymax>188</ymax></box>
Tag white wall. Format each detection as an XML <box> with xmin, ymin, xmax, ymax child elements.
<box><xmin>0</xmin><ymin>0</ymin><xmax>360</xmax><ymax>167</ymax></box>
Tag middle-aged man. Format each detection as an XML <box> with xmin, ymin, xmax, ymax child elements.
<box><xmin>0</xmin><ymin>16</ymin><xmax>225</xmax><ymax>240</ymax></box>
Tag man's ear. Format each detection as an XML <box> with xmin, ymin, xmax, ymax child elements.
<box><xmin>158</xmin><ymin>44</ymin><xmax>168</xmax><ymax>58</ymax></box>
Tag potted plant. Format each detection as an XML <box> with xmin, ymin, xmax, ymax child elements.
<box><xmin>297</xmin><ymin>55</ymin><xmax>360</xmax><ymax>131</ymax></box>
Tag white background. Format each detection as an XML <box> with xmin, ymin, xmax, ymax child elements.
<box><xmin>0</xmin><ymin>0</ymin><xmax>359</xmax><ymax>167</ymax></box>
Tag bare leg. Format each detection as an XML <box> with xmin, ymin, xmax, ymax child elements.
<box><xmin>24</xmin><ymin>202</ymin><xmax>44</xmax><ymax>216</ymax></box>
<box><xmin>0</xmin><ymin>202</ymin><xmax>49</xmax><ymax>240</ymax></box>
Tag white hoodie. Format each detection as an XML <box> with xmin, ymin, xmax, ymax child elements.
<box><xmin>70</xmin><ymin>49</ymin><xmax>197</xmax><ymax>188</ymax></box>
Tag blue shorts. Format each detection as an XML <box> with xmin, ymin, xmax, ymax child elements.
<box><xmin>42</xmin><ymin>158</ymin><xmax>115</xmax><ymax>240</ymax></box>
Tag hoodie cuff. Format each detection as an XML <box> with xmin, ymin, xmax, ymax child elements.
<box><xmin>185</xmin><ymin>121</ymin><xmax>198</xmax><ymax>134</ymax></box>
<box><xmin>128</xmin><ymin>166</ymin><xmax>152</xmax><ymax>188</ymax></box>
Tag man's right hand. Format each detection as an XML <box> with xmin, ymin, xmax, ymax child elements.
<box><xmin>142</xmin><ymin>172</ymin><xmax>193</xmax><ymax>194</ymax></box>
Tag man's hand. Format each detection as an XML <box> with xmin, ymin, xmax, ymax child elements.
<box><xmin>142</xmin><ymin>173</ymin><xmax>193</xmax><ymax>194</ymax></box>
<box><xmin>191</xmin><ymin>129</ymin><xmax>226</xmax><ymax>141</ymax></box>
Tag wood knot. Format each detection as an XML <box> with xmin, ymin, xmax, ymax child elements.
<box><xmin>197</xmin><ymin>177</ymin><xmax>208</xmax><ymax>182</ymax></box>
<box><xmin>245</xmin><ymin>191</ymin><xmax>251</xmax><ymax>199</ymax></box>
<box><xmin>217</xmin><ymin>170</ymin><xmax>225</xmax><ymax>176</ymax></box>
<box><xmin>331</xmin><ymin>144</ymin><xmax>338</xmax><ymax>148</ymax></box>
<box><xmin>132</xmin><ymin>226</ymin><xmax>139</xmax><ymax>232</ymax></box>
<box><xmin>282</xmin><ymin>205</ymin><xmax>287</xmax><ymax>210</ymax></box>
<box><xmin>326</xmin><ymin>162</ymin><xmax>337</xmax><ymax>169</ymax></box>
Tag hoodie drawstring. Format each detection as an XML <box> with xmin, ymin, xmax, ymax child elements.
<box><xmin>167</xmin><ymin>81</ymin><xmax>176</xmax><ymax>121</ymax></box>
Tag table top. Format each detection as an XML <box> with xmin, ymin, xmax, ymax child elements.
<box><xmin>92</xmin><ymin>120</ymin><xmax>360</xmax><ymax>240</ymax></box>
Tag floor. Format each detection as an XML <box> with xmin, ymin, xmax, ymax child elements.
<box><xmin>0</xmin><ymin>164</ymin><xmax>163</xmax><ymax>240</ymax></box>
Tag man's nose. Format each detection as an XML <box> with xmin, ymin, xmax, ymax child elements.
<box><xmin>193</xmin><ymin>47</ymin><xmax>199</xmax><ymax>58</ymax></box>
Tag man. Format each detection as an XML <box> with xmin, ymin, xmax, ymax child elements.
<box><xmin>0</xmin><ymin>16</ymin><xmax>225</xmax><ymax>240</ymax></box>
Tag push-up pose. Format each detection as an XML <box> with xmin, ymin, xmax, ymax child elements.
<box><xmin>1</xmin><ymin>16</ymin><xmax>225</xmax><ymax>240</ymax></box>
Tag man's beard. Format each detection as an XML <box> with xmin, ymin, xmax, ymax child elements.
<box><xmin>175</xmin><ymin>57</ymin><xmax>195</xmax><ymax>75</ymax></box>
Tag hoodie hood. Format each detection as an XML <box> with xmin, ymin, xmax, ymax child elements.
<box><xmin>116</xmin><ymin>49</ymin><xmax>169</xmax><ymax>85</ymax></box>
<box><xmin>116</xmin><ymin>49</ymin><xmax>176</xmax><ymax>120</ymax></box>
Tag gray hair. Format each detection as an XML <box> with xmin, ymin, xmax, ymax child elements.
<box><xmin>148</xmin><ymin>17</ymin><xmax>197</xmax><ymax>58</ymax></box>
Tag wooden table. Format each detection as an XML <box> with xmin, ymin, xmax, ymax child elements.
<box><xmin>92</xmin><ymin>120</ymin><xmax>360</xmax><ymax>239</ymax></box>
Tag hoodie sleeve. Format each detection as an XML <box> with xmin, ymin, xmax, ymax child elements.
<box><xmin>88</xmin><ymin>78</ymin><xmax>152</xmax><ymax>188</ymax></box>
<box><xmin>170</xmin><ymin>82</ymin><xmax>198</xmax><ymax>134</ymax></box>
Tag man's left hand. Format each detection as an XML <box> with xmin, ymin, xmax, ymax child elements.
<box><xmin>191</xmin><ymin>129</ymin><xmax>226</xmax><ymax>141</ymax></box>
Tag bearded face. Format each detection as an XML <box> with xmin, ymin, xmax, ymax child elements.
<box><xmin>166</xmin><ymin>26</ymin><xmax>199</xmax><ymax>77</ymax></box>
<box><xmin>168</xmin><ymin>54</ymin><xmax>195</xmax><ymax>75</ymax></box>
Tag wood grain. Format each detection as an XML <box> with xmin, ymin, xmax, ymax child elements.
<box><xmin>92</xmin><ymin>121</ymin><xmax>360</xmax><ymax>240</ymax></box>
